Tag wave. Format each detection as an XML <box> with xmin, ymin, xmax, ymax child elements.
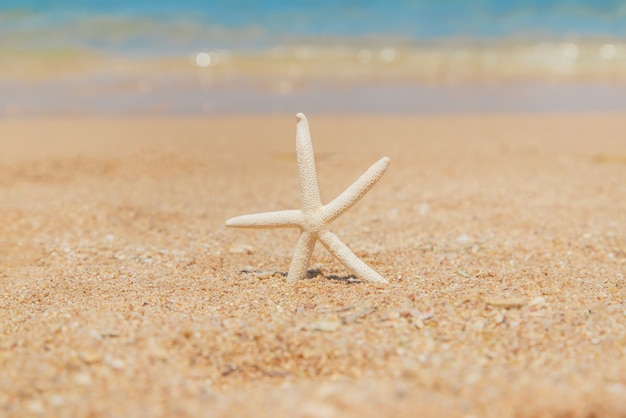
<box><xmin>2</xmin><ymin>38</ymin><xmax>626</xmax><ymax>83</ymax></box>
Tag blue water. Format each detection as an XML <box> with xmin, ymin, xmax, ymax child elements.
<box><xmin>2</xmin><ymin>1</ymin><xmax>626</xmax><ymax>115</ymax></box>
<box><xmin>2</xmin><ymin>0</ymin><xmax>626</xmax><ymax>54</ymax></box>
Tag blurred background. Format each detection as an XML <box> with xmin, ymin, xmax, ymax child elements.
<box><xmin>1</xmin><ymin>0</ymin><xmax>626</xmax><ymax>115</ymax></box>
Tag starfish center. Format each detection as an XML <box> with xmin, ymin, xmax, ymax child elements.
<box><xmin>302</xmin><ymin>210</ymin><xmax>326</xmax><ymax>234</ymax></box>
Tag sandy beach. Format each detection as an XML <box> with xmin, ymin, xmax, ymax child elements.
<box><xmin>1</xmin><ymin>113</ymin><xmax>625</xmax><ymax>417</ymax></box>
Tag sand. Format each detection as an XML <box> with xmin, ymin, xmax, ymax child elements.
<box><xmin>1</xmin><ymin>114</ymin><xmax>625</xmax><ymax>417</ymax></box>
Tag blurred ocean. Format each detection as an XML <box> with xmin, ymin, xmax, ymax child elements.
<box><xmin>2</xmin><ymin>0</ymin><xmax>626</xmax><ymax>114</ymax></box>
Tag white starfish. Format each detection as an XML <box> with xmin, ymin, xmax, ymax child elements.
<box><xmin>226</xmin><ymin>113</ymin><xmax>390</xmax><ymax>284</ymax></box>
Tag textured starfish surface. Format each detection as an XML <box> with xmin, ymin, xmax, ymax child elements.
<box><xmin>226</xmin><ymin>113</ymin><xmax>390</xmax><ymax>284</ymax></box>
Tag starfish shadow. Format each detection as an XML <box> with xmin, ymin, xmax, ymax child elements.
<box><xmin>297</xmin><ymin>268</ymin><xmax>363</xmax><ymax>284</ymax></box>
<box><xmin>325</xmin><ymin>273</ymin><xmax>362</xmax><ymax>284</ymax></box>
<box><xmin>239</xmin><ymin>268</ymin><xmax>361</xmax><ymax>283</ymax></box>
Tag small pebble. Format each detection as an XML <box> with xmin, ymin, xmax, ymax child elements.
<box><xmin>79</xmin><ymin>350</ymin><xmax>103</xmax><ymax>365</ymax></box>
<box><xmin>74</xmin><ymin>372</ymin><xmax>93</xmax><ymax>386</ymax></box>
<box><xmin>409</xmin><ymin>309</ymin><xmax>434</xmax><ymax>320</ymax></box>
<box><xmin>485</xmin><ymin>297</ymin><xmax>525</xmax><ymax>309</ymax></box>
<box><xmin>382</xmin><ymin>311</ymin><xmax>401</xmax><ymax>321</ymax></box>
<box><xmin>306</xmin><ymin>321</ymin><xmax>340</xmax><ymax>332</ymax></box>
<box><xmin>529</xmin><ymin>296</ymin><xmax>547</xmax><ymax>307</ymax></box>
<box><xmin>228</xmin><ymin>244</ymin><xmax>254</xmax><ymax>254</ymax></box>
<box><xmin>106</xmin><ymin>357</ymin><xmax>126</xmax><ymax>370</ymax></box>
<box><xmin>252</xmin><ymin>270</ymin><xmax>276</xmax><ymax>279</ymax></box>
<box><xmin>149</xmin><ymin>347</ymin><xmax>168</xmax><ymax>361</ymax></box>
<box><xmin>456</xmin><ymin>234</ymin><xmax>471</xmax><ymax>244</ymax></box>
<box><xmin>26</xmin><ymin>400</ymin><xmax>45</xmax><ymax>414</ymax></box>
<box><xmin>49</xmin><ymin>395</ymin><xmax>65</xmax><ymax>407</ymax></box>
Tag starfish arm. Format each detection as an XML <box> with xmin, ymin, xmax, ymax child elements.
<box><xmin>287</xmin><ymin>231</ymin><xmax>316</xmax><ymax>281</ymax></box>
<box><xmin>318</xmin><ymin>230</ymin><xmax>388</xmax><ymax>284</ymax></box>
<box><xmin>321</xmin><ymin>156</ymin><xmax>390</xmax><ymax>223</ymax></box>
<box><xmin>225</xmin><ymin>210</ymin><xmax>303</xmax><ymax>229</ymax></box>
<box><xmin>295</xmin><ymin>113</ymin><xmax>322</xmax><ymax>212</ymax></box>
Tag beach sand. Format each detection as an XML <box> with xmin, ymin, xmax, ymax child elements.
<box><xmin>1</xmin><ymin>114</ymin><xmax>625</xmax><ymax>417</ymax></box>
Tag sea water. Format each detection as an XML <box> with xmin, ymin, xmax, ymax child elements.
<box><xmin>1</xmin><ymin>0</ymin><xmax>626</xmax><ymax>114</ymax></box>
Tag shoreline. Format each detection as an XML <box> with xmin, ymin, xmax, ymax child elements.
<box><xmin>3</xmin><ymin>38</ymin><xmax>626</xmax><ymax>116</ymax></box>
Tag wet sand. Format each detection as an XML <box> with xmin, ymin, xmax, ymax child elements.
<box><xmin>1</xmin><ymin>114</ymin><xmax>625</xmax><ymax>417</ymax></box>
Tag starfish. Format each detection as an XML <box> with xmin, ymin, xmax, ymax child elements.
<box><xmin>225</xmin><ymin>113</ymin><xmax>390</xmax><ymax>284</ymax></box>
